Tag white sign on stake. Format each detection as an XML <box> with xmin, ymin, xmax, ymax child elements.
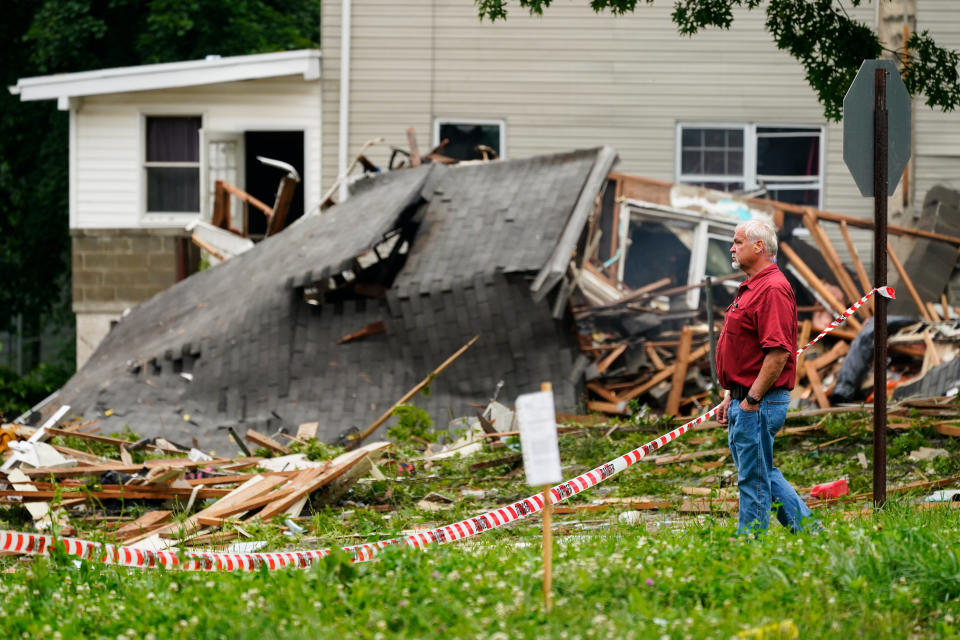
<box><xmin>516</xmin><ymin>390</ymin><xmax>562</xmax><ymax>487</ymax></box>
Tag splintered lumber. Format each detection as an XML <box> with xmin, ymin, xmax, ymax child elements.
<box><xmin>620</xmin><ymin>344</ymin><xmax>711</xmax><ymax>402</ymax></box>
<box><xmin>596</xmin><ymin>344</ymin><xmax>628</xmax><ymax>373</ymax></box>
<box><xmin>921</xmin><ymin>329</ymin><xmax>942</xmax><ymax>376</ymax></box>
<box><xmin>337</xmin><ymin>321</ymin><xmax>386</xmax><ymax>344</ymax></box>
<box><xmin>250</xmin><ymin>442</ymin><xmax>391</xmax><ymax>521</ymax></box>
<box><xmin>666</xmin><ymin>326</ymin><xmax>694</xmax><ymax>416</ymax></box>
<box><xmin>794</xmin><ymin>319</ymin><xmax>813</xmax><ymax>389</ymax></box>
<box><xmin>20</xmin><ymin>457</ymin><xmax>261</xmax><ymax>479</ymax></box>
<box><xmin>245</xmin><ymin>429</ymin><xmax>291</xmax><ymax>455</ymax></box>
<box><xmin>653</xmin><ymin>447</ymin><xmax>728</xmax><ymax>465</ymax></box>
<box><xmin>586</xmin><ymin>382</ymin><xmax>619</xmax><ymax>403</ymax></box>
<box><xmin>934</xmin><ymin>423</ymin><xmax>960</xmax><ymax>437</ymax></box>
<box><xmin>587</xmin><ymin>401</ymin><xmax>628</xmax><ymax>415</ymax></box>
<box><xmin>810</xmin><ymin>340</ymin><xmax>849</xmax><ymax>370</ymax></box>
<box><xmin>926</xmin><ymin>302</ymin><xmax>942</xmax><ymax>323</ymax></box>
<box><xmin>804</xmin><ymin>360</ymin><xmax>830</xmax><ymax>409</ymax></box>
<box><xmin>802</xmin><ymin>210</ymin><xmax>865</xmax><ymax>318</ymax></box>
<box><xmin>839</xmin><ymin>220</ymin><xmax>874</xmax><ymax>313</ymax></box>
<box><xmin>43</xmin><ymin>427</ymin><xmax>159</xmax><ymax>451</ymax></box>
<box><xmin>126</xmin><ymin>474</ymin><xmax>293</xmax><ymax>544</ymax></box>
<box><xmin>887</xmin><ymin>241</ymin><xmax>933</xmax><ymax>322</ymax></box>
<box><xmin>351</xmin><ymin>335</ymin><xmax>478</xmax><ymax>448</ymax></box>
<box><xmin>645</xmin><ymin>344</ymin><xmax>666</xmax><ymax>370</ymax></box>
<box><xmin>780</xmin><ymin>242</ymin><xmax>862</xmax><ymax>332</ymax></box>
<box><xmin>114</xmin><ymin>511</ymin><xmax>173</xmax><ymax>542</ymax></box>
<box><xmin>0</xmin><ymin>485</ymin><xmax>233</xmax><ymax>501</ymax></box>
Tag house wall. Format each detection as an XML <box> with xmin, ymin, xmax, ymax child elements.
<box><xmin>915</xmin><ymin>0</ymin><xmax>960</xmax><ymax>209</ymax></box>
<box><xmin>71</xmin><ymin>75</ymin><xmax>322</xmax><ymax>366</ymax></box>
<box><xmin>322</xmin><ymin>1</ymin><xmax>876</xmax><ymax>215</ymax></box>
<box><xmin>74</xmin><ymin>75</ymin><xmax>322</xmax><ymax>229</ymax></box>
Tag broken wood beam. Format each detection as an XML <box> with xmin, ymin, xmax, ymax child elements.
<box><xmin>337</xmin><ymin>321</ymin><xmax>386</xmax><ymax>344</ymax></box>
<box><xmin>595</xmin><ymin>344</ymin><xmax>627</xmax><ymax>374</ymax></box>
<box><xmin>780</xmin><ymin>242</ymin><xmax>862</xmax><ymax>332</ymax></box>
<box><xmin>351</xmin><ymin>335</ymin><xmax>478</xmax><ymax>448</ymax></box>
<box><xmin>244</xmin><ymin>429</ymin><xmax>291</xmax><ymax>455</ymax></box>
<box><xmin>802</xmin><ymin>210</ymin><xmax>865</xmax><ymax>318</ymax></box>
<box><xmin>839</xmin><ymin>220</ymin><xmax>874</xmax><ymax>313</ymax></box>
<box><xmin>666</xmin><ymin>325</ymin><xmax>693</xmax><ymax>416</ymax></box>
<box><xmin>804</xmin><ymin>360</ymin><xmax>830</xmax><ymax>409</ymax></box>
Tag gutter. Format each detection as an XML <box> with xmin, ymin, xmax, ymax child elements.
<box><xmin>338</xmin><ymin>0</ymin><xmax>352</xmax><ymax>202</ymax></box>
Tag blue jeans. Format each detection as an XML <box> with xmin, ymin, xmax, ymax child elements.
<box><xmin>728</xmin><ymin>388</ymin><xmax>813</xmax><ymax>534</ymax></box>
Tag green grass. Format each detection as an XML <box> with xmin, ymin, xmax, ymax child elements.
<box><xmin>0</xmin><ymin>502</ymin><xmax>956</xmax><ymax>639</ymax></box>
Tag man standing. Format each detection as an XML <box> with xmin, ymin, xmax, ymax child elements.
<box><xmin>716</xmin><ymin>219</ymin><xmax>814</xmax><ymax>534</ymax></box>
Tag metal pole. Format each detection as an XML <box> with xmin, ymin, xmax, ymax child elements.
<box><xmin>704</xmin><ymin>276</ymin><xmax>719</xmax><ymax>396</ymax></box>
<box><xmin>873</xmin><ymin>67</ymin><xmax>889</xmax><ymax>509</ymax></box>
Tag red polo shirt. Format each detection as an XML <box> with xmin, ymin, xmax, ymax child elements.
<box><xmin>716</xmin><ymin>262</ymin><xmax>797</xmax><ymax>391</ymax></box>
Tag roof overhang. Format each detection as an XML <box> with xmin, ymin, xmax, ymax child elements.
<box><xmin>9</xmin><ymin>49</ymin><xmax>321</xmax><ymax>105</ymax></box>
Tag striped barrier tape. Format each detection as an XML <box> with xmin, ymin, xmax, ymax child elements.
<box><xmin>0</xmin><ymin>285</ymin><xmax>895</xmax><ymax>570</ymax></box>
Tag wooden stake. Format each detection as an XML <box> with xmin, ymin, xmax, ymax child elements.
<box><xmin>886</xmin><ymin>241</ymin><xmax>933</xmax><ymax>322</ymax></box>
<box><xmin>540</xmin><ymin>381</ymin><xmax>553</xmax><ymax>613</ymax></box>
<box><xmin>666</xmin><ymin>326</ymin><xmax>693</xmax><ymax>416</ymax></box>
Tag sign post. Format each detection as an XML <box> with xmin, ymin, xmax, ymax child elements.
<box><xmin>516</xmin><ymin>382</ymin><xmax>563</xmax><ymax>612</ymax></box>
<box><xmin>843</xmin><ymin>59</ymin><xmax>911</xmax><ymax>508</ymax></box>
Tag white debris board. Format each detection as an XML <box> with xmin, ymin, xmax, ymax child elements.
<box><xmin>516</xmin><ymin>390</ymin><xmax>562</xmax><ymax>487</ymax></box>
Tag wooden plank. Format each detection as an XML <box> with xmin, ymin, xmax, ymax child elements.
<box><xmin>249</xmin><ymin>442</ymin><xmax>390</xmax><ymax>522</ymax></box>
<box><xmin>337</xmin><ymin>321</ymin><xmax>386</xmax><ymax>344</ymax></box>
<box><xmin>810</xmin><ymin>340</ymin><xmax>849</xmax><ymax>370</ymax></box>
<box><xmin>780</xmin><ymin>242</ymin><xmax>861</xmax><ymax>332</ymax></box>
<box><xmin>803</xmin><ymin>210</ymin><xmax>865</xmax><ymax>318</ymax></box>
<box><xmin>926</xmin><ymin>302</ymin><xmax>942</xmax><ymax>323</ymax></box>
<box><xmin>666</xmin><ymin>325</ymin><xmax>693</xmax><ymax>416</ymax></box>
<box><xmin>552</xmin><ymin>500</ymin><xmax>672</xmax><ymax>514</ymax></box>
<box><xmin>124</xmin><ymin>474</ymin><xmax>292</xmax><ymax>544</ymax></box>
<box><xmin>887</xmin><ymin>241</ymin><xmax>933</xmax><ymax>322</ymax></box>
<box><xmin>645</xmin><ymin>344</ymin><xmax>665</xmax><ymax>370</ymax></box>
<box><xmin>20</xmin><ymin>457</ymin><xmax>258</xmax><ymax>478</ymax></box>
<box><xmin>653</xmin><ymin>447</ymin><xmax>728</xmax><ymax>465</ymax></box>
<box><xmin>406</xmin><ymin>127</ymin><xmax>422</xmax><ymax>167</ymax></box>
<box><xmin>620</xmin><ymin>344</ymin><xmax>710</xmax><ymax>401</ymax></box>
<box><xmin>44</xmin><ymin>427</ymin><xmax>145</xmax><ymax>450</ymax></box>
<box><xmin>934</xmin><ymin>423</ymin><xmax>960</xmax><ymax>437</ymax></box>
<box><xmin>297</xmin><ymin>421</ymin><xmax>319</xmax><ymax>440</ymax></box>
<box><xmin>839</xmin><ymin>220</ymin><xmax>873</xmax><ymax>313</ymax></box>
<box><xmin>115</xmin><ymin>511</ymin><xmax>173</xmax><ymax>541</ymax></box>
<box><xmin>586</xmin><ymin>401</ymin><xmax>628</xmax><ymax>415</ymax></box>
<box><xmin>794</xmin><ymin>319</ymin><xmax>813</xmax><ymax>389</ymax></box>
<box><xmin>586</xmin><ymin>382</ymin><xmax>619</xmax><ymax>403</ymax></box>
<box><xmin>942</xmin><ymin>293</ymin><xmax>951</xmax><ymax>321</ymax></box>
<box><xmin>804</xmin><ymin>360</ymin><xmax>830</xmax><ymax>409</ymax></box>
<box><xmin>596</xmin><ymin>343</ymin><xmax>627</xmax><ymax>373</ymax></box>
<box><xmin>921</xmin><ymin>329</ymin><xmax>942</xmax><ymax>376</ymax></box>
<box><xmin>245</xmin><ymin>429</ymin><xmax>291</xmax><ymax>455</ymax></box>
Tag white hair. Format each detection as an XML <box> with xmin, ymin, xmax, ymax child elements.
<box><xmin>736</xmin><ymin>218</ymin><xmax>778</xmax><ymax>258</ymax></box>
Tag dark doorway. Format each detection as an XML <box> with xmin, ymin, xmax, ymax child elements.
<box><xmin>244</xmin><ymin>131</ymin><xmax>304</xmax><ymax>236</ymax></box>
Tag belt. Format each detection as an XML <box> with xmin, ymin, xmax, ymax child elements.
<box><xmin>729</xmin><ymin>384</ymin><xmax>788</xmax><ymax>401</ymax></box>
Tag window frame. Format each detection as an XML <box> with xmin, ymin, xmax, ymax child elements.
<box><xmin>432</xmin><ymin>117</ymin><xmax>507</xmax><ymax>161</ymax></box>
<box><xmin>675</xmin><ymin>122</ymin><xmax>825</xmax><ymax>208</ymax></box>
<box><xmin>140</xmin><ymin>111</ymin><xmax>205</xmax><ymax>225</ymax></box>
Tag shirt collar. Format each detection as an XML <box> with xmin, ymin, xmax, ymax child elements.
<box><xmin>738</xmin><ymin>261</ymin><xmax>779</xmax><ymax>291</ymax></box>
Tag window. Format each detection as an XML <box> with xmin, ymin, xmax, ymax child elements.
<box><xmin>677</xmin><ymin>124</ymin><xmax>824</xmax><ymax>207</ymax></box>
<box><xmin>145</xmin><ymin>116</ymin><xmax>201</xmax><ymax>214</ymax></box>
<box><xmin>434</xmin><ymin>118</ymin><xmax>505</xmax><ymax>161</ymax></box>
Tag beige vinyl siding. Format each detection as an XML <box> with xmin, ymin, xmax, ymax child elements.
<box><xmin>915</xmin><ymin>0</ymin><xmax>960</xmax><ymax>207</ymax></box>
<box><xmin>75</xmin><ymin>76</ymin><xmax>321</xmax><ymax>229</ymax></box>
<box><xmin>324</xmin><ymin>0</ymin><xmax>874</xmax><ymax>237</ymax></box>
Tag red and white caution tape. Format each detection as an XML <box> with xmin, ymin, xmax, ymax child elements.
<box><xmin>0</xmin><ymin>286</ymin><xmax>894</xmax><ymax>570</ymax></box>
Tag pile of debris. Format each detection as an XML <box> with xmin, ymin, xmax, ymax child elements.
<box><xmin>0</xmin><ymin>408</ymin><xmax>390</xmax><ymax>550</ymax></box>
<box><xmin>571</xmin><ymin>176</ymin><xmax>960</xmax><ymax>416</ymax></box>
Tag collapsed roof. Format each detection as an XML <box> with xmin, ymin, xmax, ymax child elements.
<box><xmin>49</xmin><ymin>148</ymin><xmax>617</xmax><ymax>451</ymax></box>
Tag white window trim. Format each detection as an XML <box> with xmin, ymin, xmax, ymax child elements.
<box><xmin>675</xmin><ymin>122</ymin><xmax>825</xmax><ymax>209</ymax></box>
<box><xmin>433</xmin><ymin>117</ymin><xmax>507</xmax><ymax>160</ymax></box>
<box><xmin>140</xmin><ymin>111</ymin><xmax>205</xmax><ymax>227</ymax></box>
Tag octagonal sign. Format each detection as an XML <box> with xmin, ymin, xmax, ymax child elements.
<box><xmin>843</xmin><ymin>59</ymin><xmax>912</xmax><ymax>197</ymax></box>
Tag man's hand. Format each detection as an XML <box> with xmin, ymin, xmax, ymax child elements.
<box><xmin>717</xmin><ymin>392</ymin><xmax>732</xmax><ymax>424</ymax></box>
<box><xmin>738</xmin><ymin>398</ymin><xmax>759</xmax><ymax>412</ymax></box>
